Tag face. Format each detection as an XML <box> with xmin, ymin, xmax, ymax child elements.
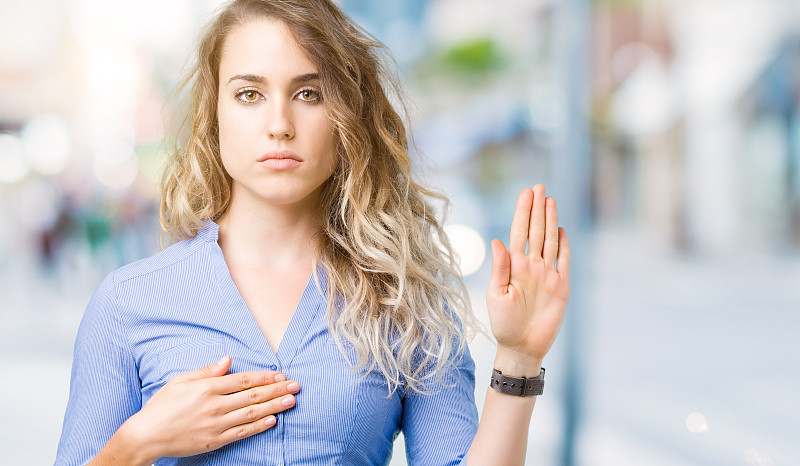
<box><xmin>217</xmin><ymin>18</ymin><xmax>337</xmax><ymax>212</ymax></box>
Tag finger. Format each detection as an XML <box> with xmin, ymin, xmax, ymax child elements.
<box><xmin>509</xmin><ymin>189</ymin><xmax>533</xmax><ymax>255</ymax></box>
<box><xmin>176</xmin><ymin>356</ymin><xmax>232</xmax><ymax>382</ymax></box>
<box><xmin>529</xmin><ymin>184</ymin><xmax>546</xmax><ymax>257</ymax></box>
<box><xmin>219</xmin><ymin>379</ymin><xmax>301</xmax><ymax>412</ymax></box>
<box><xmin>488</xmin><ymin>239</ymin><xmax>511</xmax><ymax>293</ymax></box>
<box><xmin>223</xmin><ymin>393</ymin><xmax>296</xmax><ymax>428</ymax></box>
<box><xmin>217</xmin><ymin>413</ymin><xmax>278</xmax><ymax>447</ymax></box>
<box><xmin>556</xmin><ymin>227</ymin><xmax>570</xmax><ymax>282</ymax></box>
<box><xmin>543</xmin><ymin>197</ymin><xmax>559</xmax><ymax>267</ymax></box>
<box><xmin>212</xmin><ymin>370</ymin><xmax>284</xmax><ymax>395</ymax></box>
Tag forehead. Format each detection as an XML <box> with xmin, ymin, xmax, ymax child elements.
<box><xmin>219</xmin><ymin>18</ymin><xmax>317</xmax><ymax>79</ymax></box>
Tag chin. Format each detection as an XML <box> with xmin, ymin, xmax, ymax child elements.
<box><xmin>253</xmin><ymin>187</ymin><xmax>324</xmax><ymax>209</ymax></box>
<box><xmin>231</xmin><ymin>177</ymin><xmax>330</xmax><ymax>209</ymax></box>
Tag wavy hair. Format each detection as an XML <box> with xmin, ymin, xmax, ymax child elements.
<box><xmin>160</xmin><ymin>0</ymin><xmax>485</xmax><ymax>394</ymax></box>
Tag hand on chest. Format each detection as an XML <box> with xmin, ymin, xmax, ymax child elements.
<box><xmin>137</xmin><ymin>308</ymin><xmax>403</xmax><ymax>457</ymax></box>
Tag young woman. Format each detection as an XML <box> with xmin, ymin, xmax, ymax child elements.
<box><xmin>55</xmin><ymin>0</ymin><xmax>571</xmax><ymax>464</ymax></box>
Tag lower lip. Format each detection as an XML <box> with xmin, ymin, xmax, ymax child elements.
<box><xmin>259</xmin><ymin>159</ymin><xmax>302</xmax><ymax>170</ymax></box>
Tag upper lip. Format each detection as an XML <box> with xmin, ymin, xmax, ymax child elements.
<box><xmin>258</xmin><ymin>150</ymin><xmax>302</xmax><ymax>162</ymax></box>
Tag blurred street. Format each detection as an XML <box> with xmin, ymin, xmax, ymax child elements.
<box><xmin>581</xmin><ymin>228</ymin><xmax>800</xmax><ymax>465</ymax></box>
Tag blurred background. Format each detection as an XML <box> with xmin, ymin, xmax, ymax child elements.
<box><xmin>1</xmin><ymin>0</ymin><xmax>799</xmax><ymax>464</ymax></box>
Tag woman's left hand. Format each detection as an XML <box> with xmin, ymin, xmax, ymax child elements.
<box><xmin>486</xmin><ymin>184</ymin><xmax>571</xmax><ymax>373</ymax></box>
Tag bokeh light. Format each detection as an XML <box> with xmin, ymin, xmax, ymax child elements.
<box><xmin>21</xmin><ymin>114</ymin><xmax>71</xmax><ymax>175</ymax></box>
<box><xmin>685</xmin><ymin>412</ymin><xmax>708</xmax><ymax>433</ymax></box>
<box><xmin>445</xmin><ymin>224</ymin><xmax>486</xmax><ymax>276</ymax></box>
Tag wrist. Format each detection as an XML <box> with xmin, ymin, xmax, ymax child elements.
<box><xmin>114</xmin><ymin>417</ymin><xmax>160</xmax><ymax>466</ymax></box>
<box><xmin>494</xmin><ymin>345</ymin><xmax>542</xmax><ymax>378</ymax></box>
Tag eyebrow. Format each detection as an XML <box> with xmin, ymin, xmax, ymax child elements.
<box><xmin>226</xmin><ymin>72</ymin><xmax>320</xmax><ymax>85</ymax></box>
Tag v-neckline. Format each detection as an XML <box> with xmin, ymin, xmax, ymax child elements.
<box><xmin>204</xmin><ymin>222</ymin><xmax>324</xmax><ymax>366</ymax></box>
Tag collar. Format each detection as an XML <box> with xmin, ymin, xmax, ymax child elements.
<box><xmin>195</xmin><ymin>218</ymin><xmax>220</xmax><ymax>242</ymax></box>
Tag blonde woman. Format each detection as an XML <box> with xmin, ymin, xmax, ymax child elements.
<box><xmin>55</xmin><ymin>0</ymin><xmax>571</xmax><ymax>464</ymax></box>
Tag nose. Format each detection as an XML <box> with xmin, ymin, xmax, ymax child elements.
<box><xmin>266</xmin><ymin>99</ymin><xmax>294</xmax><ymax>140</ymax></box>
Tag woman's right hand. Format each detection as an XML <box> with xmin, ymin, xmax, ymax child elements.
<box><xmin>91</xmin><ymin>355</ymin><xmax>299</xmax><ymax>465</ymax></box>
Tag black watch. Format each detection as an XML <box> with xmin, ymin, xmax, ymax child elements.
<box><xmin>490</xmin><ymin>367</ymin><xmax>545</xmax><ymax>396</ymax></box>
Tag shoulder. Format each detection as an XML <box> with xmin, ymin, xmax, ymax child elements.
<box><xmin>76</xmin><ymin>222</ymin><xmax>220</xmax><ymax>342</ymax></box>
<box><xmin>84</xmin><ymin>232</ymin><xmax>207</xmax><ymax>309</ymax></box>
<box><xmin>112</xmin><ymin>234</ymin><xmax>207</xmax><ymax>285</ymax></box>
<box><xmin>87</xmin><ymin>223</ymin><xmax>219</xmax><ymax>313</ymax></box>
<box><xmin>111</xmin><ymin>220</ymin><xmax>219</xmax><ymax>286</ymax></box>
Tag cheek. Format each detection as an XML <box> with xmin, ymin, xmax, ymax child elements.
<box><xmin>216</xmin><ymin>125</ymin><xmax>241</xmax><ymax>176</ymax></box>
<box><xmin>313</xmin><ymin>117</ymin><xmax>337</xmax><ymax>168</ymax></box>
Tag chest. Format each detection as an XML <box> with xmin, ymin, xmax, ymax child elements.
<box><xmin>134</xmin><ymin>291</ymin><xmax>403</xmax><ymax>465</ymax></box>
<box><xmin>227</xmin><ymin>266</ymin><xmax>311</xmax><ymax>353</ymax></box>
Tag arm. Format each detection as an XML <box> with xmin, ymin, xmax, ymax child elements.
<box><xmin>401</xmin><ymin>346</ymin><xmax>479</xmax><ymax>465</ymax></box>
<box><xmin>466</xmin><ymin>184</ymin><xmax>571</xmax><ymax>465</ymax></box>
<box><xmin>55</xmin><ymin>273</ymin><xmax>142</xmax><ymax>465</ymax></box>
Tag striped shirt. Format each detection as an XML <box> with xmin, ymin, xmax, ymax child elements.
<box><xmin>55</xmin><ymin>220</ymin><xmax>478</xmax><ymax>465</ymax></box>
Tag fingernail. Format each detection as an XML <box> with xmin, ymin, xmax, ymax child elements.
<box><xmin>287</xmin><ymin>382</ymin><xmax>300</xmax><ymax>393</ymax></box>
<box><xmin>282</xmin><ymin>395</ymin><xmax>294</xmax><ymax>407</ymax></box>
<box><xmin>275</xmin><ymin>373</ymin><xmax>286</xmax><ymax>382</ymax></box>
<box><xmin>217</xmin><ymin>356</ymin><xmax>229</xmax><ymax>367</ymax></box>
<box><xmin>264</xmin><ymin>415</ymin><xmax>276</xmax><ymax>426</ymax></box>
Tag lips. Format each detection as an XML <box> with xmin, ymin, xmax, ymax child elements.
<box><xmin>257</xmin><ymin>150</ymin><xmax>303</xmax><ymax>171</ymax></box>
<box><xmin>257</xmin><ymin>150</ymin><xmax>302</xmax><ymax>162</ymax></box>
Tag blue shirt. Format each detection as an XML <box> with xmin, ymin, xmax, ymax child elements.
<box><xmin>55</xmin><ymin>220</ymin><xmax>479</xmax><ymax>465</ymax></box>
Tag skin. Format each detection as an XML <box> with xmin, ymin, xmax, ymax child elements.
<box><xmin>466</xmin><ymin>183</ymin><xmax>571</xmax><ymax>465</ymax></box>
<box><xmin>216</xmin><ymin>18</ymin><xmax>337</xmax><ymax>213</ymax></box>
<box><xmin>87</xmin><ymin>18</ymin><xmax>570</xmax><ymax>466</ymax></box>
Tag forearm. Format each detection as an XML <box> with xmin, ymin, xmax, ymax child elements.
<box><xmin>466</xmin><ymin>348</ymin><xmax>542</xmax><ymax>465</ymax></box>
<box><xmin>88</xmin><ymin>419</ymin><xmax>159</xmax><ymax>466</ymax></box>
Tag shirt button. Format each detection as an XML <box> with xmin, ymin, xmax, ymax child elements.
<box><xmin>269</xmin><ymin>364</ymin><xmax>278</xmax><ymax>371</ymax></box>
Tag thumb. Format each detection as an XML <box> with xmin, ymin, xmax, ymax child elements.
<box><xmin>181</xmin><ymin>355</ymin><xmax>231</xmax><ymax>382</ymax></box>
<box><xmin>488</xmin><ymin>239</ymin><xmax>511</xmax><ymax>295</ymax></box>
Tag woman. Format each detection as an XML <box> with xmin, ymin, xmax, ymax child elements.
<box><xmin>55</xmin><ymin>0</ymin><xmax>571</xmax><ymax>464</ymax></box>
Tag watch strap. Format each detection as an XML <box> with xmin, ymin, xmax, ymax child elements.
<box><xmin>490</xmin><ymin>367</ymin><xmax>545</xmax><ymax>396</ymax></box>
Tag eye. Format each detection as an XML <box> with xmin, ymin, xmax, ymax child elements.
<box><xmin>296</xmin><ymin>87</ymin><xmax>322</xmax><ymax>103</ymax></box>
<box><xmin>234</xmin><ymin>88</ymin><xmax>263</xmax><ymax>104</ymax></box>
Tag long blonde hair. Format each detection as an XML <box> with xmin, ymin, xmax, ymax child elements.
<box><xmin>160</xmin><ymin>0</ymin><xmax>483</xmax><ymax>394</ymax></box>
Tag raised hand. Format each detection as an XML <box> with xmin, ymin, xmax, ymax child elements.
<box><xmin>486</xmin><ymin>184</ymin><xmax>571</xmax><ymax>374</ymax></box>
<box><xmin>97</xmin><ymin>356</ymin><xmax>300</xmax><ymax>465</ymax></box>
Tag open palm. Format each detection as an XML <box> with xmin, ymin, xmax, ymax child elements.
<box><xmin>486</xmin><ymin>184</ymin><xmax>571</xmax><ymax>363</ymax></box>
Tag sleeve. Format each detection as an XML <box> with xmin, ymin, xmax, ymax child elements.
<box><xmin>55</xmin><ymin>272</ymin><xmax>142</xmax><ymax>466</ymax></box>
<box><xmin>401</xmin><ymin>343</ymin><xmax>479</xmax><ymax>466</ymax></box>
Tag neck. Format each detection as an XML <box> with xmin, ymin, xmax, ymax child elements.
<box><xmin>216</xmin><ymin>189</ymin><xmax>322</xmax><ymax>271</ymax></box>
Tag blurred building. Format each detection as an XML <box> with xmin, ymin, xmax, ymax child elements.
<box><xmin>591</xmin><ymin>0</ymin><xmax>800</xmax><ymax>255</ymax></box>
